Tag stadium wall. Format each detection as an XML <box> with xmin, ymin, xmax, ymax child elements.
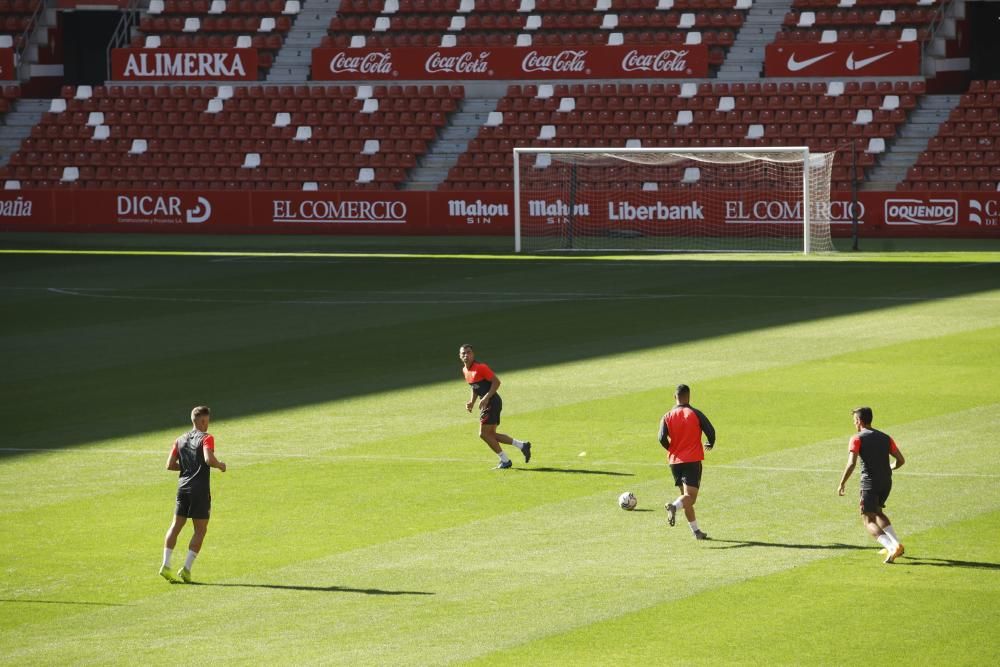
<box><xmin>2</xmin><ymin>189</ymin><xmax>999</xmax><ymax>237</ymax></box>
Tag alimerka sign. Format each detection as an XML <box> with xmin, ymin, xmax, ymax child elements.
<box><xmin>111</xmin><ymin>48</ymin><xmax>258</xmax><ymax>81</ymax></box>
<box><xmin>765</xmin><ymin>42</ymin><xmax>920</xmax><ymax>77</ymax></box>
<box><xmin>311</xmin><ymin>45</ymin><xmax>709</xmax><ymax>80</ymax></box>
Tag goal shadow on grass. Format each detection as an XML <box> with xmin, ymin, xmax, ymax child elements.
<box><xmin>188</xmin><ymin>582</ymin><xmax>434</xmax><ymax>595</ymax></box>
<box><xmin>707</xmin><ymin>539</ymin><xmax>872</xmax><ymax>551</ymax></box>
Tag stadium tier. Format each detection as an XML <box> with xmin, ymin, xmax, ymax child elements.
<box><xmin>444</xmin><ymin>80</ymin><xmax>923</xmax><ymax>191</ymax></box>
<box><xmin>0</xmin><ymin>0</ymin><xmax>41</xmax><ymax>51</ymax></box>
<box><xmin>2</xmin><ymin>83</ymin><xmax>461</xmax><ymax>190</ymax></box>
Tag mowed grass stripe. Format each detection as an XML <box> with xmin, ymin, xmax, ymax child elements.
<box><xmin>465</xmin><ymin>509</ymin><xmax>1000</xmax><ymax>667</ymax></box>
<box><xmin>1</xmin><ymin>308</ymin><xmax>997</xmax><ymax>514</ymax></box>
<box><xmin>3</xmin><ymin>397</ymin><xmax>999</xmax><ymax>665</ymax></box>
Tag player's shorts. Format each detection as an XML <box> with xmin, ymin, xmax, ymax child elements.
<box><xmin>480</xmin><ymin>394</ymin><xmax>502</xmax><ymax>426</ymax></box>
<box><xmin>859</xmin><ymin>481</ymin><xmax>891</xmax><ymax>514</ymax></box>
<box><xmin>670</xmin><ymin>461</ymin><xmax>703</xmax><ymax>489</ymax></box>
<box><xmin>175</xmin><ymin>490</ymin><xmax>211</xmax><ymax>520</ymax></box>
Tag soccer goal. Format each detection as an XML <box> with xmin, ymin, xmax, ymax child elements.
<box><xmin>513</xmin><ymin>147</ymin><xmax>835</xmax><ymax>254</ymax></box>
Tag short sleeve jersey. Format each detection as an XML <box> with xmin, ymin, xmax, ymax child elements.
<box><xmin>463</xmin><ymin>362</ymin><xmax>497</xmax><ymax>398</ymax></box>
<box><xmin>661</xmin><ymin>405</ymin><xmax>716</xmax><ymax>464</ymax></box>
<box><xmin>849</xmin><ymin>428</ymin><xmax>899</xmax><ymax>490</ymax></box>
<box><xmin>171</xmin><ymin>429</ymin><xmax>215</xmax><ymax>495</ymax></box>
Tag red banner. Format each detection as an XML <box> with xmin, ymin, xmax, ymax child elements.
<box><xmin>765</xmin><ymin>42</ymin><xmax>920</xmax><ymax>78</ymax></box>
<box><xmin>0</xmin><ymin>49</ymin><xmax>14</xmax><ymax>80</ymax></box>
<box><xmin>110</xmin><ymin>48</ymin><xmax>258</xmax><ymax>81</ymax></box>
<box><xmin>3</xmin><ymin>189</ymin><xmax>1000</xmax><ymax>237</ymax></box>
<box><xmin>311</xmin><ymin>45</ymin><xmax>708</xmax><ymax>81</ymax></box>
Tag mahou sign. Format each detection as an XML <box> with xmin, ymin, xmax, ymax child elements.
<box><xmin>111</xmin><ymin>48</ymin><xmax>258</xmax><ymax>81</ymax></box>
<box><xmin>765</xmin><ymin>42</ymin><xmax>920</xmax><ymax>78</ymax></box>
<box><xmin>312</xmin><ymin>45</ymin><xmax>708</xmax><ymax>80</ymax></box>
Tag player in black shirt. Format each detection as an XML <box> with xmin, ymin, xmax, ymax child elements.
<box><xmin>159</xmin><ymin>406</ymin><xmax>226</xmax><ymax>583</ymax></box>
<box><xmin>837</xmin><ymin>406</ymin><xmax>906</xmax><ymax>563</ymax></box>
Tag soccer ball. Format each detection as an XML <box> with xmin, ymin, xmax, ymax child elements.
<box><xmin>618</xmin><ymin>491</ymin><xmax>637</xmax><ymax>511</ymax></box>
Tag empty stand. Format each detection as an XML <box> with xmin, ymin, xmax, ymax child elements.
<box><xmin>901</xmin><ymin>80</ymin><xmax>1000</xmax><ymax>191</ymax></box>
<box><xmin>442</xmin><ymin>80</ymin><xmax>924</xmax><ymax>191</ymax></box>
<box><xmin>0</xmin><ymin>84</ymin><xmax>463</xmax><ymax>190</ymax></box>
<box><xmin>130</xmin><ymin>0</ymin><xmax>303</xmax><ymax>74</ymax></box>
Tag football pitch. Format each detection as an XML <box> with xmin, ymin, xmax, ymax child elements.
<box><xmin>1</xmin><ymin>240</ymin><xmax>999</xmax><ymax>665</ymax></box>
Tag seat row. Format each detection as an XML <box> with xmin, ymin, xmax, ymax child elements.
<box><xmin>506</xmin><ymin>80</ymin><xmax>925</xmax><ymax>97</ymax></box>
<box><xmin>58</xmin><ymin>84</ymin><xmax>463</xmax><ymax>101</ymax></box>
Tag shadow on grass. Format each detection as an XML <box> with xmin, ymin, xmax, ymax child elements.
<box><xmin>0</xmin><ymin>598</ymin><xmax>127</xmax><ymax>606</ymax></box>
<box><xmin>3</xmin><ymin>254</ymin><xmax>999</xmax><ymax>456</ymax></box>
<box><xmin>708</xmin><ymin>539</ymin><xmax>873</xmax><ymax>551</ymax></box>
<box><xmin>517</xmin><ymin>466</ymin><xmax>634</xmax><ymax>477</ymax></box>
<box><xmin>896</xmin><ymin>556</ymin><xmax>1000</xmax><ymax>571</ymax></box>
<box><xmin>187</xmin><ymin>582</ymin><xmax>434</xmax><ymax>595</ymax></box>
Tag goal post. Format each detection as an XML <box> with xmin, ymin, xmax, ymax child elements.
<box><xmin>512</xmin><ymin>146</ymin><xmax>835</xmax><ymax>254</ymax></box>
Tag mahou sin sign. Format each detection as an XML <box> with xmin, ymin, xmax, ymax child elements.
<box><xmin>312</xmin><ymin>44</ymin><xmax>708</xmax><ymax>80</ymax></box>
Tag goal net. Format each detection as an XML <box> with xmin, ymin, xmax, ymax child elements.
<box><xmin>513</xmin><ymin>147</ymin><xmax>835</xmax><ymax>253</ymax></box>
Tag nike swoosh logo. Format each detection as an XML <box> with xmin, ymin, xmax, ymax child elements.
<box><xmin>847</xmin><ymin>51</ymin><xmax>894</xmax><ymax>70</ymax></box>
<box><xmin>786</xmin><ymin>51</ymin><xmax>835</xmax><ymax>72</ymax></box>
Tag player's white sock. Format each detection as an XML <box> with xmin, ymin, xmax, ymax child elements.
<box><xmin>498</xmin><ymin>451</ymin><xmax>510</xmax><ymax>463</ymax></box>
<box><xmin>883</xmin><ymin>525</ymin><xmax>900</xmax><ymax>543</ymax></box>
<box><xmin>185</xmin><ymin>550</ymin><xmax>198</xmax><ymax>570</ymax></box>
<box><xmin>162</xmin><ymin>548</ymin><xmax>173</xmax><ymax>568</ymax></box>
<box><xmin>672</xmin><ymin>497</ymin><xmax>685</xmax><ymax>510</ymax></box>
<box><xmin>510</xmin><ymin>439</ymin><xmax>525</xmax><ymax>451</ymax></box>
<box><xmin>689</xmin><ymin>521</ymin><xmax>700</xmax><ymax>534</ymax></box>
<box><xmin>876</xmin><ymin>534</ymin><xmax>895</xmax><ymax>550</ymax></box>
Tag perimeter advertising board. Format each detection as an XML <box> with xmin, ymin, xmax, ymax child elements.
<box><xmin>765</xmin><ymin>42</ymin><xmax>920</xmax><ymax>77</ymax></box>
<box><xmin>312</xmin><ymin>45</ymin><xmax>708</xmax><ymax>80</ymax></box>
<box><xmin>110</xmin><ymin>48</ymin><xmax>258</xmax><ymax>81</ymax></box>
<box><xmin>2</xmin><ymin>190</ymin><xmax>999</xmax><ymax>237</ymax></box>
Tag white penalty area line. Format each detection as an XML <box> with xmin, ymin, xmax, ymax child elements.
<box><xmin>2</xmin><ymin>448</ymin><xmax>997</xmax><ymax>479</ymax></box>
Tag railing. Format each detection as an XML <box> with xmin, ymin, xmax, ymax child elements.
<box><xmin>922</xmin><ymin>0</ymin><xmax>954</xmax><ymax>76</ymax></box>
<box><xmin>105</xmin><ymin>0</ymin><xmax>144</xmax><ymax>81</ymax></box>
<box><xmin>12</xmin><ymin>0</ymin><xmax>46</xmax><ymax>81</ymax></box>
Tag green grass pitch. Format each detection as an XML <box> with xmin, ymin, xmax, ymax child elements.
<box><xmin>1</xmin><ymin>241</ymin><xmax>999</xmax><ymax>665</ymax></box>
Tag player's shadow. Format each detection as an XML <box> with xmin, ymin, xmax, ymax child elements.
<box><xmin>708</xmin><ymin>539</ymin><xmax>872</xmax><ymax>551</ymax></box>
<box><xmin>517</xmin><ymin>467</ymin><xmax>634</xmax><ymax>477</ymax></box>
<box><xmin>895</xmin><ymin>556</ymin><xmax>1000</xmax><ymax>571</ymax></box>
<box><xmin>188</xmin><ymin>582</ymin><xmax>433</xmax><ymax>595</ymax></box>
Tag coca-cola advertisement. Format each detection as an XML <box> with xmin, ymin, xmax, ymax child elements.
<box><xmin>110</xmin><ymin>48</ymin><xmax>259</xmax><ymax>81</ymax></box>
<box><xmin>765</xmin><ymin>42</ymin><xmax>920</xmax><ymax>78</ymax></box>
<box><xmin>312</xmin><ymin>45</ymin><xmax>708</xmax><ymax>81</ymax></box>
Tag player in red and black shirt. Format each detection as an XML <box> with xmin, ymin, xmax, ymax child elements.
<box><xmin>837</xmin><ymin>406</ymin><xmax>906</xmax><ymax>564</ymax></box>
<box><xmin>659</xmin><ymin>384</ymin><xmax>716</xmax><ymax>540</ymax></box>
<box><xmin>460</xmin><ymin>344</ymin><xmax>531</xmax><ymax>469</ymax></box>
<box><xmin>159</xmin><ymin>406</ymin><xmax>227</xmax><ymax>583</ymax></box>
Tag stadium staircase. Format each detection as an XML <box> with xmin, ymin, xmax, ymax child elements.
<box><xmin>863</xmin><ymin>93</ymin><xmax>959</xmax><ymax>190</ymax></box>
<box><xmin>716</xmin><ymin>0</ymin><xmax>791</xmax><ymax>80</ymax></box>
<box><xmin>0</xmin><ymin>97</ymin><xmax>44</xmax><ymax>167</ymax></box>
<box><xmin>404</xmin><ymin>94</ymin><xmax>500</xmax><ymax>190</ymax></box>
<box><xmin>268</xmin><ymin>0</ymin><xmax>342</xmax><ymax>82</ymax></box>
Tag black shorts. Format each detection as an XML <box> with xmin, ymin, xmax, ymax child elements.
<box><xmin>670</xmin><ymin>461</ymin><xmax>703</xmax><ymax>489</ymax></box>
<box><xmin>176</xmin><ymin>490</ymin><xmax>211</xmax><ymax>520</ymax></box>
<box><xmin>859</xmin><ymin>482</ymin><xmax>891</xmax><ymax>514</ymax></box>
<box><xmin>480</xmin><ymin>394</ymin><xmax>502</xmax><ymax>426</ymax></box>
